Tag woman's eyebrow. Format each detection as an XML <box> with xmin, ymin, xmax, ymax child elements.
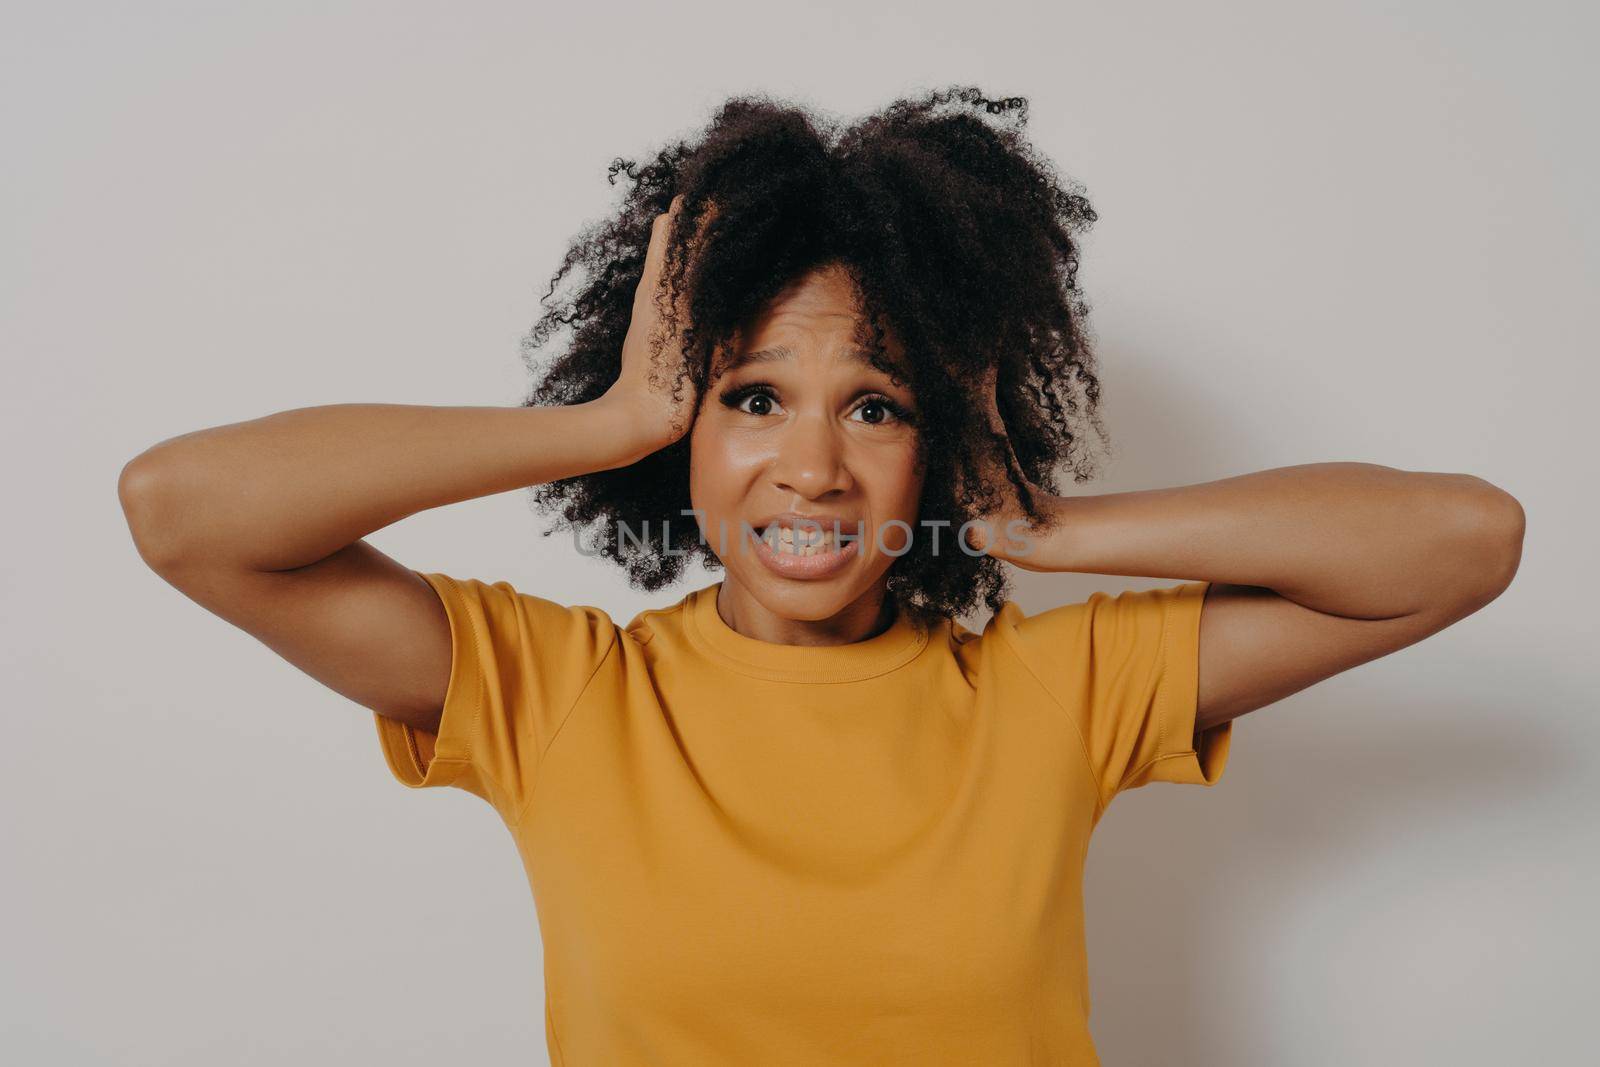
<box><xmin>719</xmin><ymin>344</ymin><xmax>903</xmax><ymax>377</ymax></box>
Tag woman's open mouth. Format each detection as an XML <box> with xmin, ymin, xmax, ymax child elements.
<box><xmin>750</xmin><ymin>522</ymin><xmax>861</xmax><ymax>579</ymax></box>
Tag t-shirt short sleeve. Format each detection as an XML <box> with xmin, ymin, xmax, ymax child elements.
<box><xmin>372</xmin><ymin>571</ymin><xmax>618</xmax><ymax>824</ymax></box>
<box><xmin>1000</xmin><ymin>581</ymin><xmax>1231</xmax><ymax>815</ymax></box>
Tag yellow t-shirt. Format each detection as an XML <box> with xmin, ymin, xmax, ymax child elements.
<box><xmin>374</xmin><ymin>572</ymin><xmax>1231</xmax><ymax>1066</ymax></box>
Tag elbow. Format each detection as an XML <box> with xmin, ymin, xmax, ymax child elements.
<box><xmin>1448</xmin><ymin>478</ymin><xmax>1526</xmax><ymax>608</ymax></box>
<box><xmin>118</xmin><ymin>451</ymin><xmax>189</xmax><ymax>573</ymax></box>
<box><xmin>1486</xmin><ymin>487</ymin><xmax>1526</xmax><ymax>596</ymax></box>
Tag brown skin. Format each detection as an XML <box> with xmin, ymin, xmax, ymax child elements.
<box><xmin>117</xmin><ymin>193</ymin><xmax>1525</xmax><ymax>764</ymax></box>
<box><xmin>114</xmin><ymin>201</ymin><xmax>705</xmax><ymax>750</ymax></box>
<box><xmin>606</xmin><ymin>196</ymin><xmax>925</xmax><ymax>646</ymax></box>
<box><xmin>968</xmin><ymin>460</ymin><xmax>1525</xmax><ymax>732</ymax></box>
<box><xmin>614</xmin><ymin>199</ymin><xmax>1528</xmax><ymax>735</ymax></box>
<box><xmin>687</xmin><ymin>263</ymin><xmax>924</xmax><ymax>646</ymax></box>
<box><xmin>953</xmin><ymin>367</ymin><xmax>1527</xmax><ymax>731</ymax></box>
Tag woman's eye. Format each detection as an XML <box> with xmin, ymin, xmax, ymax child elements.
<box><xmin>850</xmin><ymin>396</ymin><xmax>914</xmax><ymax>426</ymax></box>
<box><xmin>733</xmin><ymin>390</ymin><xmax>779</xmax><ymax>416</ymax></box>
<box><xmin>720</xmin><ymin>384</ymin><xmax>914</xmax><ymax>426</ymax></box>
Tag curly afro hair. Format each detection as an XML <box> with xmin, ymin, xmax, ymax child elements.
<box><xmin>521</xmin><ymin>86</ymin><xmax>1110</xmax><ymax>621</ymax></box>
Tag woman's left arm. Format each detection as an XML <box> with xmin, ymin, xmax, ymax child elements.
<box><xmin>981</xmin><ymin>462</ymin><xmax>1526</xmax><ymax>731</ymax></box>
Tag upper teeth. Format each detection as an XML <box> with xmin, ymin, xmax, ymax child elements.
<box><xmin>764</xmin><ymin>525</ymin><xmax>840</xmax><ymax>554</ymax></box>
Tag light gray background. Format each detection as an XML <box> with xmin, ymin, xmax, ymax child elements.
<box><xmin>4</xmin><ymin>1</ymin><xmax>1594</xmax><ymax>1063</ymax></box>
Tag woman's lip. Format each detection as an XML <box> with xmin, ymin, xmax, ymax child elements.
<box><xmin>751</xmin><ymin>529</ymin><xmax>860</xmax><ymax>579</ymax></box>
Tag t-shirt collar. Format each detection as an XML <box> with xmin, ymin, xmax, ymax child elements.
<box><xmin>683</xmin><ymin>581</ymin><xmax>931</xmax><ymax>683</ymax></box>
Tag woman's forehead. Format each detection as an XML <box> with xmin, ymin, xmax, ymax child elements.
<box><xmin>719</xmin><ymin>323</ymin><xmax>911</xmax><ymax>380</ymax></box>
<box><xmin>711</xmin><ymin>263</ymin><xmax>912</xmax><ymax>378</ymax></box>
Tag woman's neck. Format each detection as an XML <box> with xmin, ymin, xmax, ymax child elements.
<box><xmin>714</xmin><ymin>577</ymin><xmax>898</xmax><ymax>647</ymax></box>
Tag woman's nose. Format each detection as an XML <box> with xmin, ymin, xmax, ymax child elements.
<box><xmin>769</xmin><ymin>414</ymin><xmax>853</xmax><ymax>499</ymax></box>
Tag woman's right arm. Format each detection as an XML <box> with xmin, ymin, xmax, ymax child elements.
<box><xmin>117</xmin><ymin>398</ymin><xmax>668</xmax><ymax>737</ymax></box>
<box><xmin>120</xmin><ymin>194</ymin><xmax>705</xmax><ymax>740</ymax></box>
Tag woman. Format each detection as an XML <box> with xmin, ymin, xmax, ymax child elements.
<box><xmin>118</xmin><ymin>88</ymin><xmax>1525</xmax><ymax>1064</ymax></box>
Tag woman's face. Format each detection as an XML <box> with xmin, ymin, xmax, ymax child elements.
<box><xmin>688</xmin><ymin>263</ymin><xmax>924</xmax><ymax>640</ymax></box>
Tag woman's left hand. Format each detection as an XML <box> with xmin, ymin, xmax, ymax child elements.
<box><xmin>956</xmin><ymin>366</ymin><xmax>1048</xmax><ymax>565</ymax></box>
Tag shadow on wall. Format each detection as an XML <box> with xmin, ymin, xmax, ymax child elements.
<box><xmin>997</xmin><ymin>335</ymin><xmax>1573</xmax><ymax>1064</ymax></box>
<box><xmin>1084</xmin><ymin>678</ymin><xmax>1571</xmax><ymax>1064</ymax></box>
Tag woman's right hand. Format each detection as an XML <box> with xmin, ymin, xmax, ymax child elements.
<box><xmin>604</xmin><ymin>193</ymin><xmax>717</xmax><ymax>451</ymax></box>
